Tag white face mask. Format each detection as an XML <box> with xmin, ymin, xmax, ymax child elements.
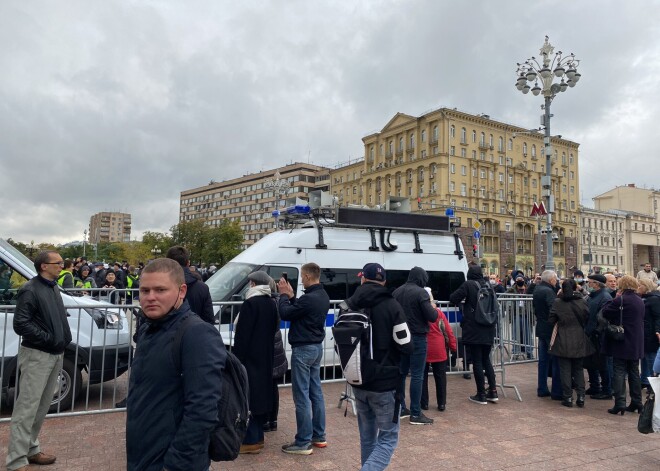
<box><xmin>489</xmin><ymin>280</ymin><xmax>497</xmax><ymax>286</ymax></box>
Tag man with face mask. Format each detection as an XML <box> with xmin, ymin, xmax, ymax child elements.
<box><xmin>489</xmin><ymin>274</ymin><xmax>506</xmax><ymax>294</ymax></box>
<box><xmin>126</xmin><ymin>258</ymin><xmax>225</xmax><ymax>471</ymax></box>
<box><xmin>506</xmin><ymin>275</ymin><xmax>528</xmax><ymax>294</ymax></box>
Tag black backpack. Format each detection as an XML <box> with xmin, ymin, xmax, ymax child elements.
<box><xmin>172</xmin><ymin>314</ymin><xmax>250</xmax><ymax>462</ymax></box>
<box><xmin>471</xmin><ymin>281</ymin><xmax>499</xmax><ymax>326</ymax></box>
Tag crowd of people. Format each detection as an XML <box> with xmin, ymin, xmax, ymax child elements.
<box><xmin>5</xmin><ymin>247</ymin><xmax>660</xmax><ymax>471</ymax></box>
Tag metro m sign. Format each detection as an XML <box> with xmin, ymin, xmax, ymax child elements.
<box><xmin>530</xmin><ymin>202</ymin><xmax>548</xmax><ymax>217</ymax></box>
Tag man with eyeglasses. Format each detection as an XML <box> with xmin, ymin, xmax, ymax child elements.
<box><xmin>6</xmin><ymin>251</ymin><xmax>72</xmax><ymax>470</ymax></box>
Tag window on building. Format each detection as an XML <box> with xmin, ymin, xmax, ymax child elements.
<box><xmin>433</xmin><ymin>126</ymin><xmax>439</xmax><ymax>141</ymax></box>
<box><xmin>480</xmin><ymin>169</ymin><xmax>486</xmax><ymax>178</ymax></box>
<box><xmin>450</xmin><ymin>163</ymin><xmax>455</xmax><ymax>174</ymax></box>
<box><xmin>410</xmin><ymin>133</ymin><xmax>415</xmax><ymax>148</ymax></box>
<box><xmin>450</xmin><ymin>181</ymin><xmax>455</xmax><ymax>192</ymax></box>
<box><xmin>450</xmin><ymin>125</ymin><xmax>455</xmax><ymax>138</ymax></box>
<box><xmin>461</xmin><ymin>128</ymin><xmax>466</xmax><ymax>143</ymax></box>
<box><xmin>421</xmin><ymin>130</ymin><xmax>426</xmax><ymax>142</ymax></box>
<box><xmin>461</xmin><ymin>148</ymin><xmax>466</xmax><ymax>157</ymax></box>
<box><xmin>472</xmin><ymin>130</ymin><xmax>477</xmax><ymax>142</ymax></box>
<box><xmin>461</xmin><ymin>165</ymin><xmax>467</xmax><ymax>176</ymax></box>
<box><xmin>450</xmin><ymin>146</ymin><xmax>455</xmax><ymax>156</ymax></box>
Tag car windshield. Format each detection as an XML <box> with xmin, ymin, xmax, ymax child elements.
<box><xmin>206</xmin><ymin>262</ymin><xmax>257</xmax><ymax>302</ymax></box>
<box><xmin>0</xmin><ymin>239</ymin><xmax>36</xmax><ymax>278</ymax></box>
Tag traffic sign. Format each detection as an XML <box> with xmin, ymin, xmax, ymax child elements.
<box><xmin>473</xmin><ymin>220</ymin><xmax>481</xmax><ymax>230</ymax></box>
<box><xmin>445</xmin><ymin>208</ymin><xmax>455</xmax><ymax>217</ymax></box>
<box><xmin>473</xmin><ymin>230</ymin><xmax>481</xmax><ymax>239</ymax></box>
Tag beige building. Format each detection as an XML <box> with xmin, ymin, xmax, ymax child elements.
<box><xmin>329</xmin><ymin>108</ymin><xmax>581</xmax><ymax>277</ymax></box>
<box><xmin>591</xmin><ymin>184</ymin><xmax>660</xmax><ymax>273</ymax></box>
<box><xmin>180</xmin><ymin>163</ymin><xmax>330</xmax><ymax>247</ymax></box>
<box><xmin>578</xmin><ymin>206</ymin><xmax>624</xmax><ymax>274</ymax></box>
<box><xmin>88</xmin><ymin>212</ymin><xmax>132</xmax><ymax>244</ymax></box>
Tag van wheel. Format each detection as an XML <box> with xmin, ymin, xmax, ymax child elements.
<box><xmin>7</xmin><ymin>358</ymin><xmax>83</xmax><ymax>413</ymax></box>
<box><xmin>48</xmin><ymin>358</ymin><xmax>83</xmax><ymax>413</ymax></box>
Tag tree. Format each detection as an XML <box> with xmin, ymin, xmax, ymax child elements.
<box><xmin>170</xmin><ymin>220</ymin><xmax>207</xmax><ymax>265</ymax></box>
<box><xmin>204</xmin><ymin>220</ymin><xmax>244</xmax><ymax>267</ymax></box>
<box><xmin>141</xmin><ymin>231</ymin><xmax>173</xmax><ymax>254</ymax></box>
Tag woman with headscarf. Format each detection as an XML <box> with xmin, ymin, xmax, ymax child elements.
<box><xmin>601</xmin><ymin>275</ymin><xmax>645</xmax><ymax>415</ymax></box>
<box><xmin>548</xmin><ymin>279</ymin><xmax>593</xmax><ymax>407</ymax></box>
<box><xmin>233</xmin><ymin>271</ymin><xmax>279</xmax><ymax>454</ymax></box>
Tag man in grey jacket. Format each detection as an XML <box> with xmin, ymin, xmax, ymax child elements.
<box><xmin>7</xmin><ymin>251</ymin><xmax>72</xmax><ymax>471</ymax></box>
<box><xmin>393</xmin><ymin>267</ymin><xmax>438</xmax><ymax>425</ymax></box>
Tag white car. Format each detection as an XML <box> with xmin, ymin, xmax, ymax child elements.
<box><xmin>0</xmin><ymin>239</ymin><xmax>131</xmax><ymax>412</ymax></box>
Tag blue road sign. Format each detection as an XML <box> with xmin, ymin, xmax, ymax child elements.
<box><xmin>445</xmin><ymin>208</ymin><xmax>455</xmax><ymax>217</ymax></box>
<box><xmin>473</xmin><ymin>230</ymin><xmax>481</xmax><ymax>239</ymax></box>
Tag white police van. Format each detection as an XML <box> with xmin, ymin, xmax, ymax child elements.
<box><xmin>206</xmin><ymin>194</ymin><xmax>469</xmax><ymax>367</ymax></box>
<box><xmin>0</xmin><ymin>238</ymin><xmax>131</xmax><ymax>412</ymax></box>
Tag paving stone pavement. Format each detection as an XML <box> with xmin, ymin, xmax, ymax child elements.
<box><xmin>0</xmin><ymin>363</ymin><xmax>659</xmax><ymax>470</ymax></box>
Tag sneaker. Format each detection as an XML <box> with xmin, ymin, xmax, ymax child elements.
<box><xmin>469</xmin><ymin>394</ymin><xmax>487</xmax><ymax>405</ymax></box>
<box><xmin>486</xmin><ymin>390</ymin><xmax>499</xmax><ymax>403</ymax></box>
<box><xmin>400</xmin><ymin>407</ymin><xmax>411</xmax><ymax>419</ymax></box>
<box><xmin>311</xmin><ymin>439</ymin><xmax>327</xmax><ymax>448</ymax></box>
<box><xmin>281</xmin><ymin>443</ymin><xmax>313</xmax><ymax>455</ymax></box>
<box><xmin>409</xmin><ymin>413</ymin><xmax>434</xmax><ymax>425</ymax></box>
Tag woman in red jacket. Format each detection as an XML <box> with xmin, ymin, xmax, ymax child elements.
<box><xmin>421</xmin><ymin>288</ymin><xmax>458</xmax><ymax>411</ymax></box>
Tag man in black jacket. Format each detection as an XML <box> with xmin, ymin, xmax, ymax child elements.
<box><xmin>393</xmin><ymin>266</ymin><xmax>438</xmax><ymax>425</ymax></box>
<box><xmin>532</xmin><ymin>270</ymin><xmax>562</xmax><ymax>399</ymax></box>
<box><xmin>343</xmin><ymin>263</ymin><xmax>412</xmax><ymax>469</ymax></box>
<box><xmin>585</xmin><ymin>274</ymin><xmax>613</xmax><ymax>399</ymax></box>
<box><xmin>277</xmin><ymin>262</ymin><xmax>330</xmax><ymax>455</ymax></box>
<box><xmin>7</xmin><ymin>251</ymin><xmax>72</xmax><ymax>470</ymax></box>
<box><xmin>126</xmin><ymin>258</ymin><xmax>225</xmax><ymax>471</ymax></box>
<box><xmin>449</xmin><ymin>265</ymin><xmax>498</xmax><ymax>405</ymax></box>
<box><xmin>166</xmin><ymin>246</ymin><xmax>215</xmax><ymax>324</ymax></box>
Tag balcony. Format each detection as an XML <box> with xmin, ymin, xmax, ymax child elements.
<box><xmin>406</xmin><ymin>147</ymin><xmax>414</xmax><ymax>154</ymax></box>
<box><xmin>478</xmin><ymin>142</ymin><xmax>492</xmax><ymax>151</ymax></box>
<box><xmin>396</xmin><ymin>148</ymin><xmax>403</xmax><ymax>156</ymax></box>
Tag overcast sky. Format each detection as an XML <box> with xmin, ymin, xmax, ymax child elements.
<box><xmin>2</xmin><ymin>0</ymin><xmax>659</xmax><ymax>244</ymax></box>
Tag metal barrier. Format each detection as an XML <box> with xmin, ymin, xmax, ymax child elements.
<box><xmin>0</xmin><ymin>292</ymin><xmax>537</xmax><ymax>421</ymax></box>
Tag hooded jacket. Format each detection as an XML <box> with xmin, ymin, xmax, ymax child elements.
<box><xmin>183</xmin><ymin>266</ymin><xmax>215</xmax><ymax>324</ymax></box>
<box><xmin>344</xmin><ymin>281</ymin><xmax>412</xmax><ymax>391</ymax></box>
<box><xmin>392</xmin><ymin>267</ymin><xmax>438</xmax><ymax>335</ymax></box>
<box><xmin>548</xmin><ymin>293</ymin><xmax>594</xmax><ymax>358</ymax></box>
<box><xmin>449</xmin><ymin>265</ymin><xmax>496</xmax><ymax>345</ymax></box>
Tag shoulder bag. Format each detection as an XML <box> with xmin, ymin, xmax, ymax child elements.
<box><xmin>605</xmin><ymin>297</ymin><xmax>625</xmax><ymax>342</ymax></box>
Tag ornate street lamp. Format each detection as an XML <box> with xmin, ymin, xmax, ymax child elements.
<box><xmin>264</xmin><ymin>171</ymin><xmax>291</xmax><ymax>227</ymax></box>
<box><xmin>151</xmin><ymin>245</ymin><xmax>161</xmax><ymax>257</ymax></box>
<box><xmin>515</xmin><ymin>36</ymin><xmax>581</xmax><ymax>272</ymax></box>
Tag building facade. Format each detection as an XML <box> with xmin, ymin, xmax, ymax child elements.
<box><xmin>180</xmin><ymin>163</ymin><xmax>330</xmax><ymax>247</ymax></box>
<box><xmin>88</xmin><ymin>212</ymin><xmax>132</xmax><ymax>244</ymax></box>
<box><xmin>590</xmin><ymin>184</ymin><xmax>660</xmax><ymax>274</ymax></box>
<box><xmin>578</xmin><ymin>207</ymin><xmax>624</xmax><ymax>274</ymax></box>
<box><xmin>329</xmin><ymin>108</ymin><xmax>581</xmax><ymax>277</ymax></box>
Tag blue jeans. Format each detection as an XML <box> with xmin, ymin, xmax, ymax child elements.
<box><xmin>537</xmin><ymin>338</ymin><xmax>561</xmax><ymax>397</ymax></box>
<box><xmin>399</xmin><ymin>334</ymin><xmax>427</xmax><ymax>417</ymax></box>
<box><xmin>641</xmin><ymin>351</ymin><xmax>658</xmax><ymax>385</ymax></box>
<box><xmin>353</xmin><ymin>388</ymin><xmax>399</xmax><ymax>471</ymax></box>
<box><xmin>290</xmin><ymin>344</ymin><xmax>326</xmax><ymax>447</ymax></box>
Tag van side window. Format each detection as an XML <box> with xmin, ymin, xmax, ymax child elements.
<box><xmin>0</xmin><ymin>261</ymin><xmax>25</xmax><ymax>305</ymax></box>
<box><xmin>264</xmin><ymin>266</ymin><xmax>299</xmax><ymax>294</ymax></box>
<box><xmin>320</xmin><ymin>268</ymin><xmax>362</xmax><ymax>301</ymax></box>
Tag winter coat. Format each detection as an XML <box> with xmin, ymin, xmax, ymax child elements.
<box><xmin>98</xmin><ymin>278</ymin><xmax>125</xmax><ymax>304</ymax></box>
<box><xmin>234</xmin><ymin>292</ymin><xmax>278</xmax><ymax>416</ymax></box>
<box><xmin>344</xmin><ymin>281</ymin><xmax>413</xmax><ymax>392</ymax></box>
<box><xmin>449</xmin><ymin>265</ymin><xmax>496</xmax><ymax>346</ymax></box>
<box><xmin>13</xmin><ymin>276</ymin><xmax>72</xmax><ymax>355</ymax></box>
<box><xmin>601</xmin><ymin>291</ymin><xmax>645</xmax><ymax>360</ymax></box>
<box><xmin>392</xmin><ymin>267</ymin><xmax>438</xmax><ymax>335</ymax></box>
<box><xmin>278</xmin><ymin>283</ymin><xmax>329</xmax><ymax>347</ymax></box>
<box><xmin>126</xmin><ymin>304</ymin><xmax>225</xmax><ymax>471</ymax></box>
<box><xmin>532</xmin><ymin>281</ymin><xmax>557</xmax><ymax>342</ymax></box>
<box><xmin>585</xmin><ymin>288</ymin><xmax>612</xmax><ymax>337</ymax></box>
<box><xmin>548</xmin><ymin>295</ymin><xmax>594</xmax><ymax>358</ymax></box>
<box><xmin>426</xmin><ymin>308</ymin><xmax>457</xmax><ymax>362</ymax></box>
<box><xmin>641</xmin><ymin>291</ymin><xmax>660</xmax><ymax>353</ymax></box>
<box><xmin>183</xmin><ymin>267</ymin><xmax>215</xmax><ymax>324</ymax></box>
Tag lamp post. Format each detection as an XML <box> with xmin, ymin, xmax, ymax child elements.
<box><xmin>151</xmin><ymin>245</ymin><xmax>161</xmax><ymax>258</ymax></box>
<box><xmin>515</xmin><ymin>36</ymin><xmax>581</xmax><ymax>272</ymax></box>
<box><xmin>508</xmin><ymin>209</ymin><xmax>517</xmax><ymax>271</ymax></box>
<box><xmin>83</xmin><ymin>229</ymin><xmax>87</xmax><ymax>258</ymax></box>
<box><xmin>264</xmin><ymin>171</ymin><xmax>291</xmax><ymax>228</ymax></box>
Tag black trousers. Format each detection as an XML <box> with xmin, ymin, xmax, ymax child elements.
<box><xmin>421</xmin><ymin>360</ymin><xmax>447</xmax><ymax>408</ymax></box>
<box><xmin>469</xmin><ymin>344</ymin><xmax>496</xmax><ymax>395</ymax></box>
<box><xmin>612</xmin><ymin>357</ymin><xmax>642</xmax><ymax>407</ymax></box>
<box><xmin>266</xmin><ymin>376</ymin><xmax>283</xmax><ymax>423</ymax></box>
<box><xmin>557</xmin><ymin>356</ymin><xmax>585</xmax><ymax>399</ymax></box>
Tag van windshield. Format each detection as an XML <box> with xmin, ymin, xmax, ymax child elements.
<box><xmin>0</xmin><ymin>239</ymin><xmax>37</xmax><ymax>278</ymax></box>
<box><xmin>206</xmin><ymin>262</ymin><xmax>257</xmax><ymax>302</ymax></box>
